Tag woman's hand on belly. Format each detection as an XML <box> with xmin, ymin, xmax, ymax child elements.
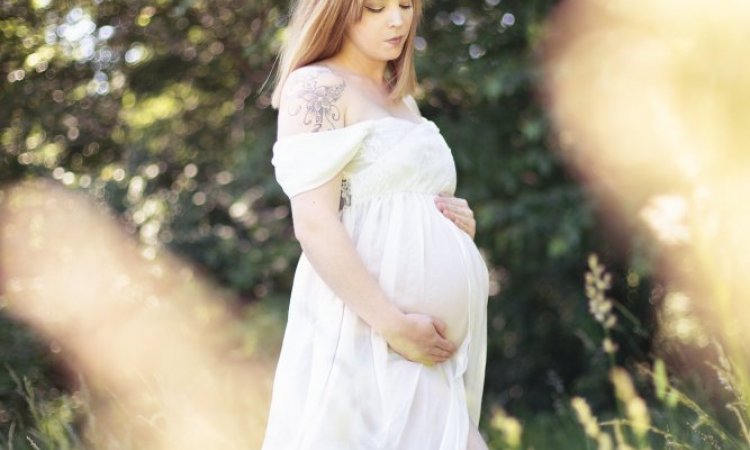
<box><xmin>381</xmin><ymin>313</ymin><xmax>457</xmax><ymax>365</ymax></box>
<box><xmin>434</xmin><ymin>193</ymin><xmax>476</xmax><ymax>239</ymax></box>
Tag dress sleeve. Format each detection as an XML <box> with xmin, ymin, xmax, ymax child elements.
<box><xmin>271</xmin><ymin>122</ymin><xmax>372</xmax><ymax>198</ymax></box>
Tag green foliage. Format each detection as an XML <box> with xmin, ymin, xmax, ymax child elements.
<box><xmin>0</xmin><ymin>314</ymin><xmax>61</xmax><ymax>445</ymax></box>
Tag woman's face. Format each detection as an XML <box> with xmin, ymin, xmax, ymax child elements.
<box><xmin>345</xmin><ymin>0</ymin><xmax>415</xmax><ymax>62</ymax></box>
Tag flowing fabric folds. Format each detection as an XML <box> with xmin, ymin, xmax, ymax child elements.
<box><xmin>271</xmin><ymin>121</ymin><xmax>373</xmax><ymax>198</ymax></box>
<box><xmin>262</xmin><ymin>117</ymin><xmax>489</xmax><ymax>450</ymax></box>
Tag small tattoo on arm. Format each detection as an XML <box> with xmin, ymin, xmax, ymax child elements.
<box><xmin>288</xmin><ymin>70</ymin><xmax>345</xmax><ymax>132</ymax></box>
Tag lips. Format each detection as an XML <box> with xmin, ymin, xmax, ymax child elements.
<box><xmin>386</xmin><ymin>36</ymin><xmax>404</xmax><ymax>45</ymax></box>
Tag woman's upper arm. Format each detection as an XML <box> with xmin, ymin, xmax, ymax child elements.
<box><xmin>277</xmin><ymin>66</ymin><xmax>350</xmax><ymax>225</ymax></box>
<box><xmin>289</xmin><ymin>173</ymin><xmax>343</xmax><ymax>235</ymax></box>
<box><xmin>278</xmin><ymin>66</ymin><xmax>349</xmax><ymax>137</ymax></box>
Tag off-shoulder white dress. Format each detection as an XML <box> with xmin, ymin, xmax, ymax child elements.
<box><xmin>262</xmin><ymin>117</ymin><xmax>489</xmax><ymax>450</ymax></box>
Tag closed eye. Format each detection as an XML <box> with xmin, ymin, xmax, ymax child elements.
<box><xmin>364</xmin><ymin>4</ymin><xmax>412</xmax><ymax>13</ymax></box>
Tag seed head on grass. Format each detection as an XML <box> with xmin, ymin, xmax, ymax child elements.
<box><xmin>571</xmin><ymin>396</ymin><xmax>615</xmax><ymax>450</ymax></box>
<box><xmin>597</xmin><ymin>433</ymin><xmax>613</xmax><ymax>450</ymax></box>
<box><xmin>489</xmin><ymin>407</ymin><xmax>523</xmax><ymax>449</ymax></box>
<box><xmin>586</xmin><ymin>255</ymin><xmax>617</xmax><ymax>329</ymax></box>
<box><xmin>610</xmin><ymin>368</ymin><xmax>652</xmax><ymax>441</ymax></box>
<box><xmin>571</xmin><ymin>397</ymin><xmax>600</xmax><ymax>439</ymax></box>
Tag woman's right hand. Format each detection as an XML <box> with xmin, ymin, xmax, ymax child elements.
<box><xmin>381</xmin><ymin>313</ymin><xmax>457</xmax><ymax>365</ymax></box>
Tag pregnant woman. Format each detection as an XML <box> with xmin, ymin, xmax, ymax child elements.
<box><xmin>261</xmin><ymin>0</ymin><xmax>489</xmax><ymax>449</ymax></box>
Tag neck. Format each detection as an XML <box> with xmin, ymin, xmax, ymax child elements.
<box><xmin>329</xmin><ymin>41</ymin><xmax>388</xmax><ymax>86</ymax></box>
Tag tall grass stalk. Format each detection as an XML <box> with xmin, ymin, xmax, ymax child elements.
<box><xmin>574</xmin><ymin>255</ymin><xmax>750</xmax><ymax>450</ymax></box>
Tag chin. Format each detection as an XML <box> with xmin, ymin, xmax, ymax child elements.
<box><xmin>371</xmin><ymin>53</ymin><xmax>400</xmax><ymax>63</ymax></box>
<box><xmin>383</xmin><ymin>49</ymin><xmax>405</xmax><ymax>60</ymax></box>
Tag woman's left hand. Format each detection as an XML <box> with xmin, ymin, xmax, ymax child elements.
<box><xmin>434</xmin><ymin>193</ymin><xmax>476</xmax><ymax>239</ymax></box>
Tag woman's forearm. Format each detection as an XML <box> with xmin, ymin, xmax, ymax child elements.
<box><xmin>294</xmin><ymin>214</ymin><xmax>404</xmax><ymax>335</ymax></box>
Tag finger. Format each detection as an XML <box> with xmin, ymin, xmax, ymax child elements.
<box><xmin>438</xmin><ymin>206</ymin><xmax>474</xmax><ymax>236</ymax></box>
<box><xmin>425</xmin><ymin>352</ymin><xmax>447</xmax><ymax>365</ymax></box>
<box><xmin>441</xmin><ymin>202</ymin><xmax>473</xmax><ymax>220</ymax></box>
<box><xmin>435</xmin><ymin>336</ymin><xmax>456</xmax><ymax>354</ymax></box>
<box><xmin>435</xmin><ymin>196</ymin><xmax>458</xmax><ymax>207</ymax></box>
<box><xmin>432</xmin><ymin>347</ymin><xmax>452</xmax><ymax>360</ymax></box>
<box><xmin>433</xmin><ymin>318</ymin><xmax>447</xmax><ymax>337</ymax></box>
<box><xmin>457</xmin><ymin>205</ymin><xmax>474</xmax><ymax>218</ymax></box>
<box><xmin>440</xmin><ymin>196</ymin><xmax>469</xmax><ymax>209</ymax></box>
<box><xmin>451</xmin><ymin>199</ymin><xmax>473</xmax><ymax>216</ymax></box>
<box><xmin>435</xmin><ymin>196</ymin><xmax>462</xmax><ymax>210</ymax></box>
<box><xmin>449</xmin><ymin>212</ymin><xmax>474</xmax><ymax>235</ymax></box>
<box><xmin>449</xmin><ymin>213</ymin><xmax>467</xmax><ymax>232</ymax></box>
<box><xmin>442</xmin><ymin>209</ymin><xmax>461</xmax><ymax>224</ymax></box>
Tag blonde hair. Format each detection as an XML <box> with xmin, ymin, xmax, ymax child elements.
<box><xmin>271</xmin><ymin>0</ymin><xmax>423</xmax><ymax>109</ymax></box>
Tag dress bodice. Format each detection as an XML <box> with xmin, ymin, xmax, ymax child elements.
<box><xmin>341</xmin><ymin>117</ymin><xmax>457</xmax><ymax>207</ymax></box>
<box><xmin>271</xmin><ymin>117</ymin><xmax>457</xmax><ymax>205</ymax></box>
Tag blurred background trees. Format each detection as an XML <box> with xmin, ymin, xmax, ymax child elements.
<box><xmin>2</xmin><ymin>0</ymin><xmax>727</xmax><ymax>448</ymax></box>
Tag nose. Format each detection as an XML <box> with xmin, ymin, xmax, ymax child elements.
<box><xmin>387</xmin><ymin>7</ymin><xmax>405</xmax><ymax>27</ymax></box>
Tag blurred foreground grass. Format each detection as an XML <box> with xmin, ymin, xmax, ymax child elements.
<box><xmin>0</xmin><ymin>293</ymin><xmax>287</xmax><ymax>450</ymax></box>
<box><xmin>3</xmin><ymin>257</ymin><xmax>750</xmax><ymax>450</ymax></box>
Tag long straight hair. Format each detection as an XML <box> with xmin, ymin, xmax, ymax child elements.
<box><xmin>271</xmin><ymin>0</ymin><xmax>423</xmax><ymax>109</ymax></box>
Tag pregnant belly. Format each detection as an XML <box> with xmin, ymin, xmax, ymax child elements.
<box><xmin>413</xmin><ymin>220</ymin><xmax>475</xmax><ymax>344</ymax></box>
<box><xmin>355</xmin><ymin>201</ymin><xmax>486</xmax><ymax>346</ymax></box>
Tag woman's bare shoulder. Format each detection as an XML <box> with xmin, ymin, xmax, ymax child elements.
<box><xmin>278</xmin><ymin>65</ymin><xmax>350</xmax><ymax>137</ymax></box>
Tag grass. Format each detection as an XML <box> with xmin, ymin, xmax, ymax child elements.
<box><xmin>482</xmin><ymin>255</ymin><xmax>750</xmax><ymax>450</ymax></box>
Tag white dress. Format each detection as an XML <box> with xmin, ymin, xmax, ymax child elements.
<box><xmin>262</xmin><ymin>116</ymin><xmax>489</xmax><ymax>450</ymax></box>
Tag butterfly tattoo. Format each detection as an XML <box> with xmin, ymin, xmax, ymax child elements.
<box><xmin>289</xmin><ymin>70</ymin><xmax>346</xmax><ymax>132</ymax></box>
